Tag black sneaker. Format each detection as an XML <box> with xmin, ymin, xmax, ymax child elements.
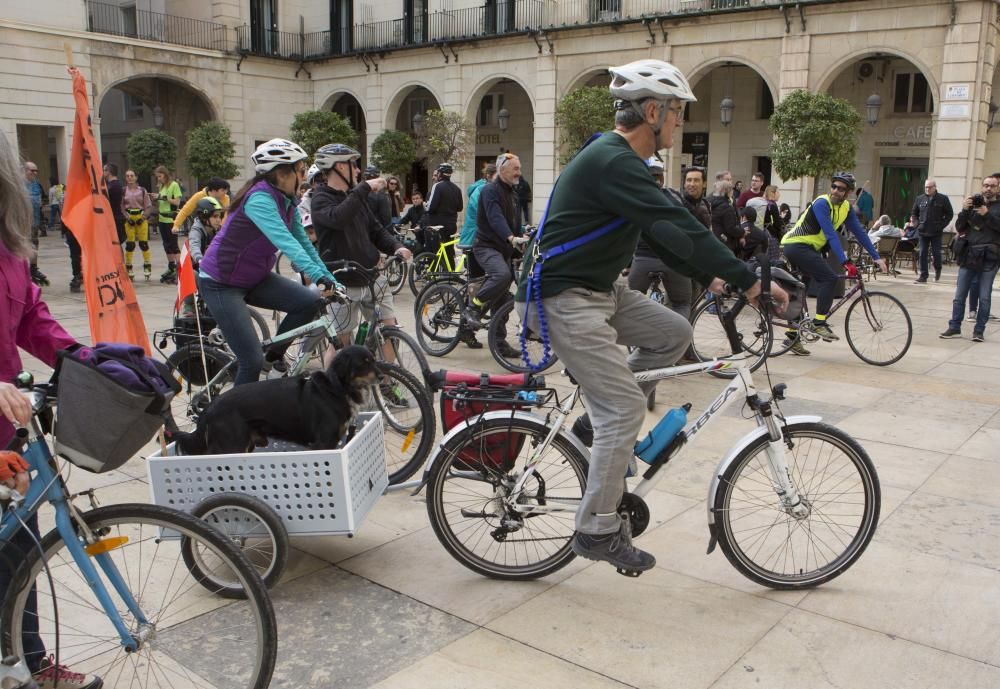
<box><xmin>459</xmin><ymin>330</ymin><xmax>483</xmax><ymax>349</ymax></box>
<box><xmin>69</xmin><ymin>277</ymin><xmax>82</xmax><ymax>293</ymax></box>
<box><xmin>462</xmin><ymin>306</ymin><xmax>484</xmax><ymax>329</ymax></box>
<box><xmin>570</xmin><ymin>413</ymin><xmax>593</xmax><ymax>447</ymax></box>
<box><xmin>914</xmin><ymin>277</ymin><xmax>928</xmax><ymax>284</ymax></box>
<box><xmin>939</xmin><ymin>328</ymin><xmax>962</xmax><ymax>339</ymax></box>
<box><xmin>572</xmin><ymin>529</ymin><xmax>656</xmax><ymax>575</ymax></box>
<box><xmin>935</xmin><ymin>267</ymin><xmax>942</xmax><ymax>281</ymax></box>
<box><xmin>973</xmin><ymin>332</ymin><xmax>985</xmax><ymax>343</ymax></box>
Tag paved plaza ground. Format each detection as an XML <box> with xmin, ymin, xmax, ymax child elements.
<box><xmin>21</xmin><ymin>232</ymin><xmax>1000</xmax><ymax>688</ymax></box>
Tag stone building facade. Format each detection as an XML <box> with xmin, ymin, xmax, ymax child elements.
<box><xmin>2</xmin><ymin>0</ymin><xmax>999</xmax><ymax>223</ymax></box>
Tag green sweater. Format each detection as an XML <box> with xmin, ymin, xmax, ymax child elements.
<box><xmin>516</xmin><ymin>133</ymin><xmax>756</xmax><ymax>300</ymax></box>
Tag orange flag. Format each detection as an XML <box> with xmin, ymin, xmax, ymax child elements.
<box><xmin>175</xmin><ymin>239</ymin><xmax>197</xmax><ymax>312</ymax></box>
<box><xmin>62</xmin><ymin>68</ymin><xmax>150</xmax><ymax>354</ymax></box>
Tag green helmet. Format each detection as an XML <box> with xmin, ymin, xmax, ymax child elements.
<box><xmin>196</xmin><ymin>196</ymin><xmax>223</xmax><ymax>219</ymax></box>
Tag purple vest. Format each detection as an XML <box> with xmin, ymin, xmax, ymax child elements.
<box><xmin>200</xmin><ymin>180</ymin><xmax>296</xmax><ymax>288</ymax></box>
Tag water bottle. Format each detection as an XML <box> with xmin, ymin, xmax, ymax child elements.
<box><xmin>634</xmin><ymin>403</ymin><xmax>691</xmax><ymax>464</ymax></box>
<box><xmin>516</xmin><ymin>390</ymin><xmax>537</xmax><ymax>403</ymax></box>
<box><xmin>354</xmin><ymin>322</ymin><xmax>369</xmax><ymax>345</ymax></box>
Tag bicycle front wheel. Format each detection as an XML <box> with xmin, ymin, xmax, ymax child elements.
<box><xmin>713</xmin><ymin>421</ymin><xmax>880</xmax><ymax>589</ymax></box>
<box><xmin>408</xmin><ymin>251</ymin><xmax>437</xmax><ymax>296</ymax></box>
<box><xmin>427</xmin><ymin>416</ymin><xmax>588</xmax><ymax>580</ymax></box>
<box><xmin>415</xmin><ymin>281</ymin><xmax>464</xmax><ymax>357</ymax></box>
<box><xmin>690</xmin><ymin>296</ymin><xmax>772</xmax><ymax>378</ymax></box>
<box><xmin>361</xmin><ymin>363</ymin><xmax>436</xmax><ymax>484</ymax></box>
<box><xmin>1</xmin><ymin>503</ymin><xmax>277</xmax><ymax>689</ymax></box>
<box><xmin>384</xmin><ymin>255</ymin><xmax>407</xmax><ymax>295</ymax></box>
<box><xmin>486</xmin><ymin>300</ymin><xmax>559</xmax><ymax>373</ymax></box>
<box><xmin>844</xmin><ymin>290</ymin><xmax>912</xmax><ymax>366</ymax></box>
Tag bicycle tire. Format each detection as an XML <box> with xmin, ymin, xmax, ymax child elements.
<box><xmin>689</xmin><ymin>296</ymin><xmax>772</xmax><ymax>378</ymax></box>
<box><xmin>187</xmin><ymin>492</ymin><xmax>289</xmax><ymax>595</ymax></box>
<box><xmin>844</xmin><ymin>290</ymin><xmax>912</xmax><ymax>366</ymax></box>
<box><xmin>426</xmin><ymin>416</ymin><xmax>588</xmax><ymax>580</ymax></box>
<box><xmin>415</xmin><ymin>281</ymin><xmax>464</xmax><ymax>356</ymax></box>
<box><xmin>408</xmin><ymin>251</ymin><xmax>438</xmax><ymax>296</ymax></box>
<box><xmin>0</xmin><ymin>503</ymin><xmax>277</xmax><ymax>689</ymax></box>
<box><xmin>486</xmin><ymin>300</ymin><xmax>559</xmax><ymax>373</ymax></box>
<box><xmin>713</xmin><ymin>421</ymin><xmax>880</xmax><ymax>589</ymax></box>
<box><xmin>385</xmin><ymin>255</ymin><xmax>407</xmax><ymax>295</ymax></box>
<box><xmin>374</xmin><ymin>325</ymin><xmax>431</xmax><ymax>393</ymax></box>
<box><xmin>360</xmin><ymin>363</ymin><xmax>436</xmax><ymax>484</ymax></box>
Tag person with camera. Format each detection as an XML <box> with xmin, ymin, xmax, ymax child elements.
<box><xmin>910</xmin><ymin>179</ymin><xmax>954</xmax><ymax>283</ymax></box>
<box><xmin>939</xmin><ymin>176</ymin><xmax>1000</xmax><ymax>342</ymax></box>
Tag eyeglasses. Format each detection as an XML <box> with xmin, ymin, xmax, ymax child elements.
<box><xmin>831</xmin><ymin>184</ymin><xmax>849</xmax><ymax>192</ymax></box>
<box><xmin>667</xmin><ymin>106</ymin><xmax>684</xmax><ymax>123</ymax></box>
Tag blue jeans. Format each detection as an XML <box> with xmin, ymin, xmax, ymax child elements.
<box><xmin>969</xmin><ymin>273</ymin><xmax>980</xmax><ymax>311</ymax></box>
<box><xmin>950</xmin><ymin>265</ymin><xmax>999</xmax><ymax>333</ymax></box>
<box><xmin>199</xmin><ymin>273</ymin><xmax>325</xmax><ymax>385</ymax></box>
<box><xmin>0</xmin><ymin>513</ymin><xmax>47</xmax><ymax>672</ymax></box>
<box><xmin>918</xmin><ymin>234</ymin><xmax>943</xmax><ymax>279</ymax></box>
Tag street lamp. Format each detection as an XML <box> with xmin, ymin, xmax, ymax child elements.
<box><xmin>865</xmin><ymin>93</ymin><xmax>882</xmax><ymax>127</ymax></box>
<box><xmin>152</xmin><ymin>105</ymin><xmax>164</xmax><ymax>128</ymax></box>
<box><xmin>497</xmin><ymin>107</ymin><xmax>510</xmax><ymax>132</ymax></box>
<box><xmin>412</xmin><ymin>112</ymin><xmax>424</xmax><ymax>136</ymax></box>
<box><xmin>719</xmin><ymin>97</ymin><xmax>734</xmax><ymax>126</ymax></box>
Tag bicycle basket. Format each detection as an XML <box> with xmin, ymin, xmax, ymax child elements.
<box><xmin>441</xmin><ymin>387</ymin><xmax>531</xmax><ymax>469</ymax></box>
<box><xmin>53</xmin><ymin>348</ymin><xmax>178</xmax><ymax>473</ymax></box>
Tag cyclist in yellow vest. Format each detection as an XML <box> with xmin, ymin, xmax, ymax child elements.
<box><xmin>781</xmin><ymin>172</ymin><xmax>886</xmax><ymax>355</ymax></box>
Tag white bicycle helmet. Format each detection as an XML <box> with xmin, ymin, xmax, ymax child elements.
<box><xmin>645</xmin><ymin>157</ymin><xmax>664</xmax><ymax>173</ymax></box>
<box><xmin>251</xmin><ymin>138</ymin><xmax>307</xmax><ymax>173</ymax></box>
<box><xmin>313</xmin><ymin>143</ymin><xmax>361</xmax><ymax>171</ymax></box>
<box><xmin>305</xmin><ymin>164</ymin><xmax>322</xmax><ymax>184</ymax></box>
<box><xmin>609</xmin><ymin>59</ymin><xmax>697</xmax><ymax>103</ymax></box>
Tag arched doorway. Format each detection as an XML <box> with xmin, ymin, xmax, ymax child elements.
<box><xmin>822</xmin><ymin>54</ymin><xmax>936</xmax><ymax>227</ymax></box>
<box><xmin>685</xmin><ymin>62</ymin><xmax>777</xmax><ymax>191</ymax></box>
<box><xmin>387</xmin><ymin>85</ymin><xmax>441</xmax><ymax>197</ymax></box>
<box><xmin>327</xmin><ymin>92</ymin><xmax>367</xmax><ymax>163</ymax></box>
<box><xmin>98</xmin><ymin>76</ymin><xmax>214</xmax><ymax>194</ymax></box>
<box><xmin>466</xmin><ymin>77</ymin><xmax>535</xmax><ymax>219</ymax></box>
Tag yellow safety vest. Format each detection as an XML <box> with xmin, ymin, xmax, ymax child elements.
<box><xmin>781</xmin><ymin>194</ymin><xmax>850</xmax><ymax>251</ymax></box>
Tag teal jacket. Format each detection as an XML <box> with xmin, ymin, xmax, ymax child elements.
<box><xmin>459</xmin><ymin>179</ymin><xmax>487</xmax><ymax>247</ymax></box>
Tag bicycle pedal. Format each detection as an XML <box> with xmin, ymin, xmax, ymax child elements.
<box><xmin>615</xmin><ymin>567</ymin><xmax>643</xmax><ymax>578</ymax></box>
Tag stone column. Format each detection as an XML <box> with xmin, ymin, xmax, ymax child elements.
<box><xmin>930</xmin><ymin>0</ymin><xmax>997</xmax><ymax>202</ymax></box>
<box><xmin>365</xmin><ymin>71</ymin><xmax>383</xmax><ymax>168</ymax></box>
<box><xmin>777</xmin><ymin>33</ymin><xmax>812</xmax><ymax>215</ymax></box>
<box><xmin>531</xmin><ymin>50</ymin><xmax>557</xmax><ymax>225</ymax></box>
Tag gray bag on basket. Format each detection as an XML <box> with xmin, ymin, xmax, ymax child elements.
<box><xmin>54</xmin><ymin>350</ymin><xmax>177</xmax><ymax>473</ymax></box>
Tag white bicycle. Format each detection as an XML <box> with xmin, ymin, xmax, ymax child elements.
<box><xmin>423</xmin><ymin>299</ymin><xmax>881</xmax><ymax>588</ymax></box>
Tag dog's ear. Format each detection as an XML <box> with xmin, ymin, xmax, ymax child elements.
<box><xmin>309</xmin><ymin>369</ymin><xmax>340</xmax><ymax>393</ymax></box>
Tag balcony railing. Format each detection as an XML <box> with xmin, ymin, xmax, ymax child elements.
<box><xmin>204</xmin><ymin>0</ymin><xmax>834</xmax><ymax>61</ymax></box>
<box><xmin>85</xmin><ymin>1</ymin><xmax>229</xmax><ymax>52</ymax></box>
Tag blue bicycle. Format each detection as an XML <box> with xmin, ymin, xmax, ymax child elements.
<box><xmin>0</xmin><ymin>375</ymin><xmax>277</xmax><ymax>689</ymax></box>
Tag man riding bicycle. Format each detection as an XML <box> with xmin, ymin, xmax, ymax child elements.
<box><xmin>780</xmin><ymin>172</ymin><xmax>887</xmax><ymax>355</ymax></box>
<box><xmin>516</xmin><ymin>59</ymin><xmax>788</xmax><ymax>574</ymax></box>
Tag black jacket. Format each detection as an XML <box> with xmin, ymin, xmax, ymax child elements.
<box><xmin>708</xmin><ymin>194</ymin><xmax>741</xmax><ymax>253</ymax></box>
<box><xmin>424</xmin><ymin>179</ymin><xmax>463</xmax><ymax>234</ymax></box>
<box><xmin>683</xmin><ymin>192</ymin><xmax>712</xmax><ymax>230</ymax></box>
<box><xmin>635</xmin><ymin>188</ymin><xmax>711</xmax><ymax>259</ymax></box>
<box><xmin>310</xmin><ymin>183</ymin><xmax>402</xmax><ymax>286</ymax></box>
<box><xmin>911</xmin><ymin>193</ymin><xmax>954</xmax><ymax>236</ymax></box>
<box><xmin>955</xmin><ymin>199</ymin><xmax>1000</xmax><ymax>247</ymax></box>
<box><xmin>474</xmin><ymin>178</ymin><xmax>522</xmax><ymax>257</ymax></box>
<box><xmin>366</xmin><ymin>190</ymin><xmax>392</xmax><ymax>229</ymax></box>
<box><xmin>399</xmin><ymin>203</ymin><xmax>424</xmax><ymax>228</ymax></box>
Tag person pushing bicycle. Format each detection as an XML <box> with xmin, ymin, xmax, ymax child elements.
<box><xmin>516</xmin><ymin>59</ymin><xmax>788</xmax><ymax>574</ymax></box>
<box><xmin>780</xmin><ymin>172</ymin><xmax>887</xmax><ymax>355</ymax></box>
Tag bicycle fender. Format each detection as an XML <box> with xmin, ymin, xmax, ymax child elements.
<box><xmin>705</xmin><ymin>415</ymin><xmax>821</xmax><ymax>527</ymax></box>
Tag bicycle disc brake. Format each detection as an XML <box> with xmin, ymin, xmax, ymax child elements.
<box><xmin>619</xmin><ymin>492</ymin><xmax>650</xmax><ymax>538</ymax></box>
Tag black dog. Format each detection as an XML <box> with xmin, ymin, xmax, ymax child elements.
<box><xmin>172</xmin><ymin>346</ymin><xmax>378</xmax><ymax>455</ymax></box>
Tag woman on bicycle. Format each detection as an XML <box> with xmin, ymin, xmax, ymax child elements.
<box><xmin>0</xmin><ymin>129</ymin><xmax>101</xmax><ymax>689</ymax></box>
<box><xmin>780</xmin><ymin>171</ymin><xmax>887</xmax><ymax>355</ymax></box>
<box><xmin>198</xmin><ymin>138</ymin><xmax>340</xmax><ymax>385</ymax></box>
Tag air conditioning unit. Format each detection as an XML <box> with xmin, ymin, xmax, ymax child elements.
<box><xmin>856</xmin><ymin>61</ymin><xmax>875</xmax><ymax>81</ymax></box>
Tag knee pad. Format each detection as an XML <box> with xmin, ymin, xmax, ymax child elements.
<box><xmin>125</xmin><ymin>241</ymin><xmax>136</xmax><ymax>252</ymax></box>
<box><xmin>138</xmin><ymin>241</ymin><xmax>149</xmax><ymax>251</ymax></box>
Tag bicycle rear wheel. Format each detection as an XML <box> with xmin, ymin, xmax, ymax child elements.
<box><xmin>415</xmin><ymin>281</ymin><xmax>464</xmax><ymax>356</ymax></box>
<box><xmin>360</xmin><ymin>363</ymin><xmax>436</xmax><ymax>484</ymax></box>
<box><xmin>844</xmin><ymin>290</ymin><xmax>912</xmax><ymax>366</ymax></box>
<box><xmin>384</xmin><ymin>255</ymin><xmax>407</xmax><ymax>295</ymax></box>
<box><xmin>426</xmin><ymin>416</ymin><xmax>588</xmax><ymax>580</ymax></box>
<box><xmin>375</xmin><ymin>325</ymin><xmax>430</xmax><ymax>392</ymax></box>
<box><xmin>1</xmin><ymin>503</ymin><xmax>277</xmax><ymax>689</ymax></box>
<box><xmin>689</xmin><ymin>296</ymin><xmax>772</xmax><ymax>378</ymax></box>
<box><xmin>486</xmin><ymin>300</ymin><xmax>559</xmax><ymax>373</ymax></box>
<box><xmin>713</xmin><ymin>421</ymin><xmax>880</xmax><ymax>589</ymax></box>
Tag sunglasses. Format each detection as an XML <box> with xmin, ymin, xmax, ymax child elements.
<box><xmin>831</xmin><ymin>184</ymin><xmax>848</xmax><ymax>192</ymax></box>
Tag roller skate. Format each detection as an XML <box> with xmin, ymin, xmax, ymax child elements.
<box><xmin>160</xmin><ymin>265</ymin><xmax>177</xmax><ymax>285</ymax></box>
<box><xmin>30</xmin><ymin>267</ymin><xmax>49</xmax><ymax>287</ymax></box>
<box><xmin>126</xmin><ymin>264</ymin><xmax>134</xmax><ymax>281</ymax></box>
<box><xmin>143</xmin><ymin>263</ymin><xmax>152</xmax><ymax>281</ymax></box>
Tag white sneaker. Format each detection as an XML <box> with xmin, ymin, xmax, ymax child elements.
<box><xmin>967</xmin><ymin>311</ymin><xmax>977</xmax><ymax>322</ymax></box>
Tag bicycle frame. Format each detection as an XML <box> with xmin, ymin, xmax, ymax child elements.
<box><xmin>2</xmin><ymin>404</ymin><xmax>148</xmax><ymax>653</ymax></box>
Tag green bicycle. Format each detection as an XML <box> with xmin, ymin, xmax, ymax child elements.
<box><xmin>409</xmin><ymin>225</ymin><xmax>467</xmax><ymax>296</ymax></box>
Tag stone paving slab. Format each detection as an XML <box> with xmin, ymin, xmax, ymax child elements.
<box><xmin>22</xmin><ymin>234</ymin><xmax>1000</xmax><ymax>687</ymax></box>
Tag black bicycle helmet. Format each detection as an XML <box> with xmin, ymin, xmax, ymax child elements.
<box><xmin>314</xmin><ymin>143</ymin><xmax>361</xmax><ymax>172</ymax></box>
<box><xmin>831</xmin><ymin>171</ymin><xmax>857</xmax><ymax>190</ymax></box>
<box><xmin>196</xmin><ymin>196</ymin><xmax>223</xmax><ymax>219</ymax></box>
<box><xmin>364</xmin><ymin>165</ymin><xmax>380</xmax><ymax>180</ymax></box>
<box><xmin>436</xmin><ymin>163</ymin><xmax>453</xmax><ymax>176</ymax></box>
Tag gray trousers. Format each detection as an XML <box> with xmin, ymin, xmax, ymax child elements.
<box><xmin>472</xmin><ymin>245</ymin><xmax>514</xmax><ymax>308</ymax></box>
<box><xmin>628</xmin><ymin>255</ymin><xmax>693</xmax><ymax>321</ymax></box>
<box><xmin>520</xmin><ymin>280</ymin><xmax>692</xmax><ymax>534</ymax></box>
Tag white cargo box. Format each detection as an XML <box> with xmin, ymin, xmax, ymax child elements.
<box><xmin>147</xmin><ymin>412</ymin><xmax>387</xmax><ymax>536</ymax></box>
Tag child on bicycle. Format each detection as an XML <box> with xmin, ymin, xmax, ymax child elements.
<box><xmin>0</xmin><ymin>128</ymin><xmax>101</xmax><ymax>689</ymax></box>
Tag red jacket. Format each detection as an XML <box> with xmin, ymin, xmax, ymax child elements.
<box><xmin>0</xmin><ymin>244</ymin><xmax>76</xmax><ymax>447</ymax></box>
